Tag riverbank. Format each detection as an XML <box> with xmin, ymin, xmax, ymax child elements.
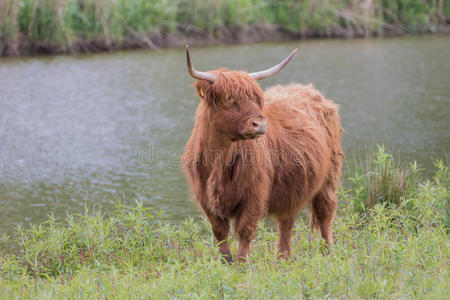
<box><xmin>1</xmin><ymin>0</ymin><xmax>449</xmax><ymax>57</ymax></box>
<box><xmin>1</xmin><ymin>147</ymin><xmax>448</xmax><ymax>298</ymax></box>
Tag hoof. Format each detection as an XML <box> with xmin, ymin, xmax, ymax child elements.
<box><xmin>277</xmin><ymin>253</ymin><xmax>291</xmax><ymax>260</ymax></box>
<box><xmin>220</xmin><ymin>253</ymin><xmax>233</xmax><ymax>264</ymax></box>
<box><xmin>235</xmin><ymin>255</ymin><xmax>248</xmax><ymax>264</ymax></box>
<box><xmin>277</xmin><ymin>248</ymin><xmax>291</xmax><ymax>260</ymax></box>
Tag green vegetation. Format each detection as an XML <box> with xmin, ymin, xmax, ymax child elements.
<box><xmin>0</xmin><ymin>146</ymin><xmax>449</xmax><ymax>298</ymax></box>
<box><xmin>0</xmin><ymin>0</ymin><xmax>449</xmax><ymax>56</ymax></box>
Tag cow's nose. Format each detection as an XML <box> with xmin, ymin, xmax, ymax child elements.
<box><xmin>252</xmin><ymin>120</ymin><xmax>267</xmax><ymax>134</ymax></box>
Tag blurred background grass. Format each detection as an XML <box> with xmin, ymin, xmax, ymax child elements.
<box><xmin>0</xmin><ymin>0</ymin><xmax>449</xmax><ymax>55</ymax></box>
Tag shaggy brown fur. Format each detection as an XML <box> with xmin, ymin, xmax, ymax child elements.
<box><xmin>182</xmin><ymin>69</ymin><xmax>343</xmax><ymax>263</ymax></box>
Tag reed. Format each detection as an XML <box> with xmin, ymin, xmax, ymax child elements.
<box><xmin>0</xmin><ymin>0</ymin><xmax>448</xmax><ymax>56</ymax></box>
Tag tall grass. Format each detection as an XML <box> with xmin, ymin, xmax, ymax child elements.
<box><xmin>347</xmin><ymin>145</ymin><xmax>424</xmax><ymax>212</ymax></box>
<box><xmin>0</xmin><ymin>0</ymin><xmax>449</xmax><ymax>56</ymax></box>
<box><xmin>0</xmin><ymin>147</ymin><xmax>449</xmax><ymax>298</ymax></box>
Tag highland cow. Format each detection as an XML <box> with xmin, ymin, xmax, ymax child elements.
<box><xmin>182</xmin><ymin>45</ymin><xmax>343</xmax><ymax>263</ymax></box>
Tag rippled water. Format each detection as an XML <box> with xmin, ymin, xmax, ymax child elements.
<box><xmin>0</xmin><ymin>35</ymin><xmax>449</xmax><ymax>233</ymax></box>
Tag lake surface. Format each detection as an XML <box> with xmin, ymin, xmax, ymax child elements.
<box><xmin>0</xmin><ymin>35</ymin><xmax>449</xmax><ymax>233</ymax></box>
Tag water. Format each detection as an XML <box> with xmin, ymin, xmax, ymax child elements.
<box><xmin>0</xmin><ymin>35</ymin><xmax>449</xmax><ymax>233</ymax></box>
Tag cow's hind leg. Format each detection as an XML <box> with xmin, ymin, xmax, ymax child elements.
<box><xmin>277</xmin><ymin>217</ymin><xmax>295</xmax><ymax>259</ymax></box>
<box><xmin>206</xmin><ymin>213</ymin><xmax>233</xmax><ymax>263</ymax></box>
<box><xmin>311</xmin><ymin>186</ymin><xmax>338</xmax><ymax>245</ymax></box>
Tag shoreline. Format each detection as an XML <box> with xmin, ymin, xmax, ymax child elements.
<box><xmin>1</xmin><ymin>148</ymin><xmax>448</xmax><ymax>298</ymax></box>
<box><xmin>2</xmin><ymin>24</ymin><xmax>449</xmax><ymax>58</ymax></box>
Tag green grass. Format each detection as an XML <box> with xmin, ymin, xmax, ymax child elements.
<box><xmin>1</xmin><ymin>0</ymin><xmax>449</xmax><ymax>56</ymax></box>
<box><xmin>0</xmin><ymin>146</ymin><xmax>449</xmax><ymax>298</ymax></box>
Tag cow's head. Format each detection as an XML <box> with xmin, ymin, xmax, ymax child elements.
<box><xmin>186</xmin><ymin>45</ymin><xmax>297</xmax><ymax>142</ymax></box>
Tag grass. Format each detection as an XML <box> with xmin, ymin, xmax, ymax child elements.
<box><xmin>0</xmin><ymin>0</ymin><xmax>449</xmax><ymax>56</ymax></box>
<box><xmin>0</xmin><ymin>146</ymin><xmax>449</xmax><ymax>298</ymax></box>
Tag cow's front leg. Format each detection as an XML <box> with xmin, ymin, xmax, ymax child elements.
<box><xmin>206</xmin><ymin>212</ymin><xmax>232</xmax><ymax>263</ymax></box>
<box><xmin>234</xmin><ymin>206</ymin><xmax>261</xmax><ymax>263</ymax></box>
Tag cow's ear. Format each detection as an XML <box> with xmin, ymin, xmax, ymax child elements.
<box><xmin>194</xmin><ymin>80</ymin><xmax>213</xmax><ymax>101</ymax></box>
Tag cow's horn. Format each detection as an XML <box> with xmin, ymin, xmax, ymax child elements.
<box><xmin>186</xmin><ymin>45</ymin><xmax>216</xmax><ymax>83</ymax></box>
<box><xmin>249</xmin><ymin>48</ymin><xmax>298</xmax><ymax>80</ymax></box>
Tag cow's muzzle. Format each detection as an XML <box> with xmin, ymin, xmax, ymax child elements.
<box><xmin>252</xmin><ymin>120</ymin><xmax>267</xmax><ymax>136</ymax></box>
